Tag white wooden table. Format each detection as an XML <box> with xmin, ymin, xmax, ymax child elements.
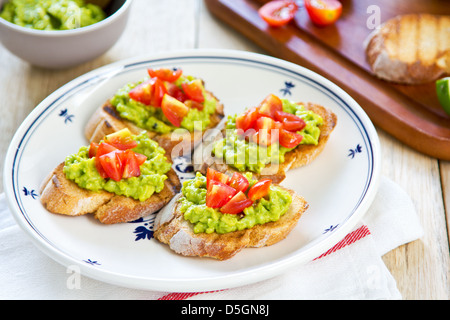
<box><xmin>0</xmin><ymin>0</ymin><xmax>448</xmax><ymax>299</ymax></box>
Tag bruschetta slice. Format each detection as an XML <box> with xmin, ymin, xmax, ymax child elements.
<box><xmin>193</xmin><ymin>94</ymin><xmax>337</xmax><ymax>183</ymax></box>
<box><xmin>154</xmin><ymin>169</ymin><xmax>308</xmax><ymax>260</ymax></box>
<box><xmin>84</xmin><ymin>68</ymin><xmax>224</xmax><ymax>159</ymax></box>
<box><xmin>40</xmin><ymin>129</ymin><xmax>181</xmax><ymax>224</ymax></box>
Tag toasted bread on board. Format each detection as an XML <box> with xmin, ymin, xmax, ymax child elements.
<box><xmin>154</xmin><ymin>187</ymin><xmax>308</xmax><ymax>260</ymax></box>
<box><xmin>40</xmin><ymin>163</ymin><xmax>181</xmax><ymax>224</ymax></box>
<box><xmin>365</xmin><ymin>14</ymin><xmax>450</xmax><ymax>84</ymax></box>
<box><xmin>193</xmin><ymin>102</ymin><xmax>337</xmax><ymax>184</ymax></box>
<box><xmin>84</xmin><ymin>89</ymin><xmax>224</xmax><ymax>159</ymax></box>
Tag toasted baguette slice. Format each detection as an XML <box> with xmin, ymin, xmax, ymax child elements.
<box><xmin>40</xmin><ymin>163</ymin><xmax>181</xmax><ymax>224</ymax></box>
<box><xmin>365</xmin><ymin>14</ymin><xmax>450</xmax><ymax>84</ymax></box>
<box><xmin>154</xmin><ymin>187</ymin><xmax>308</xmax><ymax>260</ymax></box>
<box><xmin>84</xmin><ymin>90</ymin><xmax>224</xmax><ymax>159</ymax></box>
<box><xmin>193</xmin><ymin>103</ymin><xmax>337</xmax><ymax>184</ymax></box>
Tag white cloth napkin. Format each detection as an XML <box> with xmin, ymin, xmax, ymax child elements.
<box><xmin>0</xmin><ymin>176</ymin><xmax>422</xmax><ymax>300</ymax></box>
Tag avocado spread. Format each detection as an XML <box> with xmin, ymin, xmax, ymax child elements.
<box><xmin>212</xmin><ymin>99</ymin><xmax>323</xmax><ymax>173</ymax></box>
<box><xmin>63</xmin><ymin>132</ymin><xmax>171</xmax><ymax>201</ymax></box>
<box><xmin>179</xmin><ymin>172</ymin><xmax>292</xmax><ymax>234</ymax></box>
<box><xmin>0</xmin><ymin>0</ymin><xmax>106</xmax><ymax>30</ymax></box>
<box><xmin>110</xmin><ymin>75</ymin><xmax>218</xmax><ymax>134</ymax></box>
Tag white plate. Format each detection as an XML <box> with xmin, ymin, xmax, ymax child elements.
<box><xmin>3</xmin><ymin>49</ymin><xmax>381</xmax><ymax>292</ymax></box>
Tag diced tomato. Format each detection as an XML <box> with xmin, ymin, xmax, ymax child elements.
<box><xmin>147</xmin><ymin>68</ymin><xmax>182</xmax><ymax>82</ymax></box>
<box><xmin>258</xmin><ymin>0</ymin><xmax>299</xmax><ymax>27</ymax></box>
<box><xmin>247</xmin><ymin>179</ymin><xmax>272</xmax><ymax>202</ymax></box>
<box><xmin>206</xmin><ymin>181</ymin><xmax>237</xmax><ymax>208</ymax></box>
<box><xmin>184</xmin><ymin>99</ymin><xmax>204</xmax><ymax>111</ymax></box>
<box><xmin>150</xmin><ymin>78</ymin><xmax>168</xmax><ymax>107</ymax></box>
<box><xmin>119</xmin><ymin>150</ymin><xmax>141</xmax><ymax>179</ymax></box>
<box><xmin>165</xmin><ymin>82</ymin><xmax>187</xmax><ymax>102</ymax></box>
<box><xmin>255</xmin><ymin>116</ymin><xmax>283</xmax><ymax>131</ymax></box>
<box><xmin>128</xmin><ymin>77</ymin><xmax>167</xmax><ymax>107</ymax></box>
<box><xmin>98</xmin><ymin>150</ymin><xmax>123</xmax><ymax>182</ymax></box>
<box><xmin>128</xmin><ymin>78</ymin><xmax>154</xmax><ymax>105</ymax></box>
<box><xmin>88</xmin><ymin>142</ymin><xmax>99</xmax><ymax>158</ymax></box>
<box><xmin>103</xmin><ymin>129</ymin><xmax>138</xmax><ymax>150</ymax></box>
<box><xmin>133</xmin><ymin>152</ymin><xmax>147</xmax><ymax>166</ymax></box>
<box><xmin>220</xmin><ymin>191</ymin><xmax>253</xmax><ymax>214</ymax></box>
<box><xmin>250</xmin><ymin>129</ymin><xmax>278</xmax><ymax>147</ymax></box>
<box><xmin>274</xmin><ymin>110</ymin><xmax>306</xmax><ymax>132</ymax></box>
<box><xmin>279</xmin><ymin>129</ymin><xmax>303</xmax><ymax>148</ymax></box>
<box><xmin>258</xmin><ymin>94</ymin><xmax>283</xmax><ymax>118</ymax></box>
<box><xmin>161</xmin><ymin>94</ymin><xmax>189</xmax><ymax>127</ymax></box>
<box><xmin>95</xmin><ymin>158</ymin><xmax>108</xmax><ymax>179</ymax></box>
<box><xmin>227</xmin><ymin>172</ymin><xmax>250</xmax><ymax>193</ymax></box>
<box><xmin>181</xmin><ymin>79</ymin><xmax>205</xmax><ymax>103</ymax></box>
<box><xmin>235</xmin><ymin>106</ymin><xmax>260</xmax><ymax>132</ymax></box>
<box><xmin>206</xmin><ymin>168</ymin><xmax>229</xmax><ymax>189</ymax></box>
<box><xmin>96</xmin><ymin>142</ymin><xmax>118</xmax><ymax>157</ymax></box>
<box><xmin>304</xmin><ymin>0</ymin><xmax>342</xmax><ymax>27</ymax></box>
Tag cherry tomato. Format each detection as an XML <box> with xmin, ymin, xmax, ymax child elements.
<box><xmin>128</xmin><ymin>78</ymin><xmax>154</xmax><ymax>106</ymax></box>
<box><xmin>258</xmin><ymin>94</ymin><xmax>283</xmax><ymax>118</ymax></box>
<box><xmin>147</xmin><ymin>68</ymin><xmax>182</xmax><ymax>82</ymax></box>
<box><xmin>150</xmin><ymin>78</ymin><xmax>168</xmax><ymax>107</ymax></box>
<box><xmin>258</xmin><ymin>0</ymin><xmax>299</xmax><ymax>27</ymax></box>
<box><xmin>247</xmin><ymin>179</ymin><xmax>272</xmax><ymax>202</ymax></box>
<box><xmin>161</xmin><ymin>94</ymin><xmax>189</xmax><ymax>127</ymax></box>
<box><xmin>255</xmin><ymin>116</ymin><xmax>282</xmax><ymax>131</ymax></box>
<box><xmin>88</xmin><ymin>142</ymin><xmax>100</xmax><ymax>158</ymax></box>
<box><xmin>98</xmin><ymin>150</ymin><xmax>123</xmax><ymax>182</ymax></box>
<box><xmin>181</xmin><ymin>79</ymin><xmax>205</xmax><ymax>103</ymax></box>
<box><xmin>91</xmin><ymin>142</ymin><xmax>119</xmax><ymax>179</ymax></box>
<box><xmin>119</xmin><ymin>149</ymin><xmax>144</xmax><ymax>179</ymax></box>
<box><xmin>103</xmin><ymin>130</ymin><xmax>138</xmax><ymax>150</ymax></box>
<box><xmin>95</xmin><ymin>142</ymin><xmax>118</xmax><ymax>157</ymax></box>
<box><xmin>206</xmin><ymin>181</ymin><xmax>237</xmax><ymax>208</ymax></box>
<box><xmin>165</xmin><ymin>82</ymin><xmax>187</xmax><ymax>102</ymax></box>
<box><xmin>279</xmin><ymin>128</ymin><xmax>303</xmax><ymax>148</ymax></box>
<box><xmin>304</xmin><ymin>0</ymin><xmax>342</xmax><ymax>27</ymax></box>
<box><xmin>184</xmin><ymin>99</ymin><xmax>204</xmax><ymax>111</ymax></box>
<box><xmin>133</xmin><ymin>152</ymin><xmax>147</xmax><ymax>166</ymax></box>
<box><xmin>235</xmin><ymin>106</ymin><xmax>260</xmax><ymax>132</ymax></box>
<box><xmin>227</xmin><ymin>172</ymin><xmax>250</xmax><ymax>193</ymax></box>
<box><xmin>128</xmin><ymin>77</ymin><xmax>167</xmax><ymax>107</ymax></box>
<box><xmin>206</xmin><ymin>168</ymin><xmax>229</xmax><ymax>189</ymax></box>
<box><xmin>220</xmin><ymin>191</ymin><xmax>253</xmax><ymax>215</ymax></box>
<box><xmin>274</xmin><ymin>110</ymin><xmax>306</xmax><ymax>132</ymax></box>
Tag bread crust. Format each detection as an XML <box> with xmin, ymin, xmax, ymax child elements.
<box><xmin>365</xmin><ymin>14</ymin><xmax>450</xmax><ymax>84</ymax></box>
<box><xmin>84</xmin><ymin>90</ymin><xmax>224</xmax><ymax>159</ymax></box>
<box><xmin>154</xmin><ymin>187</ymin><xmax>308</xmax><ymax>260</ymax></box>
<box><xmin>193</xmin><ymin>103</ymin><xmax>337</xmax><ymax>183</ymax></box>
<box><xmin>40</xmin><ymin>163</ymin><xmax>181</xmax><ymax>224</ymax></box>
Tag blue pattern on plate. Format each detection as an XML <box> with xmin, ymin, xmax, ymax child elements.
<box><xmin>280</xmin><ymin>81</ymin><xmax>295</xmax><ymax>96</ymax></box>
<box><xmin>59</xmin><ymin>109</ymin><xmax>74</xmax><ymax>124</ymax></box>
<box><xmin>83</xmin><ymin>259</ymin><xmax>101</xmax><ymax>266</ymax></box>
<box><xmin>22</xmin><ymin>187</ymin><xmax>38</xmax><ymax>199</ymax></box>
<box><xmin>348</xmin><ymin>144</ymin><xmax>363</xmax><ymax>159</ymax></box>
<box><xmin>130</xmin><ymin>215</ymin><xmax>156</xmax><ymax>241</ymax></box>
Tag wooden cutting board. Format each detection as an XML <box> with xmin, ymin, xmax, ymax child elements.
<box><xmin>205</xmin><ymin>0</ymin><xmax>450</xmax><ymax>160</ymax></box>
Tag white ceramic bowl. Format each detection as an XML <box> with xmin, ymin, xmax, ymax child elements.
<box><xmin>0</xmin><ymin>0</ymin><xmax>132</xmax><ymax>68</ymax></box>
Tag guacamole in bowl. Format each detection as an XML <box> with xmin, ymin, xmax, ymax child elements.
<box><xmin>0</xmin><ymin>0</ymin><xmax>106</xmax><ymax>30</ymax></box>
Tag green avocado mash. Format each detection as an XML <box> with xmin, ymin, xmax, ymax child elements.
<box><xmin>179</xmin><ymin>172</ymin><xmax>292</xmax><ymax>234</ymax></box>
<box><xmin>0</xmin><ymin>0</ymin><xmax>105</xmax><ymax>30</ymax></box>
<box><xmin>110</xmin><ymin>75</ymin><xmax>218</xmax><ymax>134</ymax></box>
<box><xmin>212</xmin><ymin>99</ymin><xmax>323</xmax><ymax>173</ymax></box>
<box><xmin>63</xmin><ymin>131</ymin><xmax>171</xmax><ymax>201</ymax></box>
